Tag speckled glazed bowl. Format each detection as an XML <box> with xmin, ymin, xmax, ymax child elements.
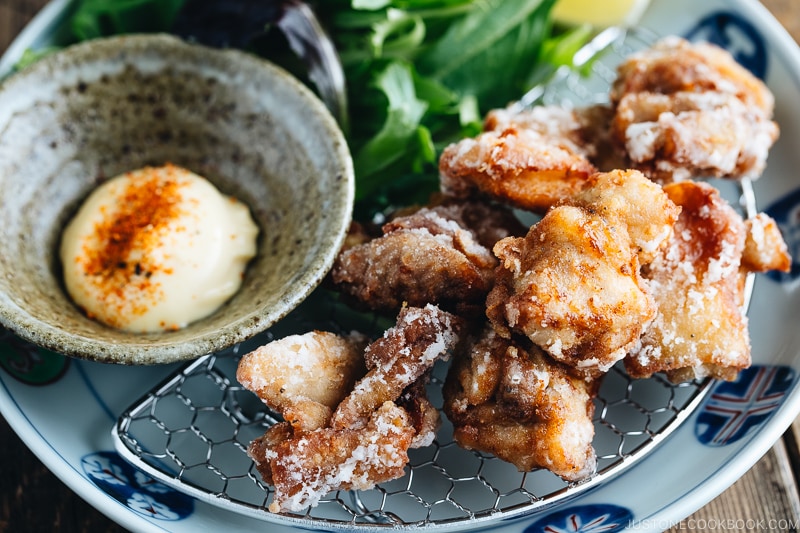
<box><xmin>0</xmin><ymin>34</ymin><xmax>354</xmax><ymax>364</ymax></box>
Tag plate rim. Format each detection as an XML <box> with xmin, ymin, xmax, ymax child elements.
<box><xmin>2</xmin><ymin>0</ymin><xmax>800</xmax><ymax>531</ymax></box>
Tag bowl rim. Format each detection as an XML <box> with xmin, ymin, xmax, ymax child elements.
<box><xmin>0</xmin><ymin>34</ymin><xmax>354</xmax><ymax>365</ymax></box>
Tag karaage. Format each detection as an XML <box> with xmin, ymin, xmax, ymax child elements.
<box><xmin>438</xmin><ymin>106</ymin><xmax>598</xmax><ymax>213</ymax></box>
<box><xmin>486</xmin><ymin>170</ymin><xmax>677</xmax><ymax>376</ymax></box>
<box><xmin>444</xmin><ymin>327</ymin><xmax>598</xmax><ymax>481</ymax></box>
<box><xmin>331</xmin><ymin>204</ymin><xmax>501</xmax><ymax>317</ymax></box>
<box><xmin>625</xmin><ymin>180</ymin><xmax>788</xmax><ymax>382</ymax></box>
<box><xmin>610</xmin><ymin>37</ymin><xmax>779</xmax><ymax>182</ymax></box>
<box><xmin>241</xmin><ymin>305</ymin><xmax>462</xmax><ymax>513</ymax></box>
<box><xmin>250</xmin><ymin>401</ymin><xmax>416</xmax><ymax>512</ymax></box>
<box><xmin>236</xmin><ymin>330</ymin><xmax>367</xmax><ymax>431</ymax></box>
<box><xmin>332</xmin><ymin>304</ymin><xmax>463</xmax><ymax>429</ymax></box>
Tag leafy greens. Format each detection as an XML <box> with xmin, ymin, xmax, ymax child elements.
<box><xmin>316</xmin><ymin>0</ymin><xmax>589</xmax><ymax>218</ymax></box>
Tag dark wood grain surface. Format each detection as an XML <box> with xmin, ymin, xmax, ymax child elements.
<box><xmin>1</xmin><ymin>1</ymin><xmax>799</xmax><ymax>532</ymax></box>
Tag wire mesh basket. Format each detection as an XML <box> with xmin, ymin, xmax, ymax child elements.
<box><xmin>112</xmin><ymin>27</ymin><xmax>756</xmax><ymax>530</ymax></box>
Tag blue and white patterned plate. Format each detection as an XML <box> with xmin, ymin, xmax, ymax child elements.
<box><xmin>2</xmin><ymin>0</ymin><xmax>800</xmax><ymax>531</ymax></box>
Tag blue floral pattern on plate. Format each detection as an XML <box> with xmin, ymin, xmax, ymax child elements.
<box><xmin>81</xmin><ymin>451</ymin><xmax>194</xmax><ymax>521</ymax></box>
<box><xmin>685</xmin><ymin>11</ymin><xmax>768</xmax><ymax>79</ymax></box>
<box><xmin>524</xmin><ymin>504</ymin><xmax>633</xmax><ymax>533</ymax></box>
<box><xmin>695</xmin><ymin>365</ymin><xmax>796</xmax><ymax>446</ymax></box>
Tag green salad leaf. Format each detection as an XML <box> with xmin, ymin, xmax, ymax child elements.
<box><xmin>317</xmin><ymin>0</ymin><xmax>586</xmax><ymax>218</ymax></box>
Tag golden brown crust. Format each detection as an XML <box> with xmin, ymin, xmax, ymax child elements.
<box><xmin>569</xmin><ymin>169</ymin><xmax>681</xmax><ymax>264</ymax></box>
<box><xmin>240</xmin><ymin>305</ymin><xmax>461</xmax><ymax>513</ymax></box>
<box><xmin>625</xmin><ymin>181</ymin><xmax>751</xmax><ymax>381</ymax></box>
<box><xmin>418</xmin><ymin>197</ymin><xmax>528</xmax><ymax>250</ymax></box>
<box><xmin>742</xmin><ymin>213</ymin><xmax>792</xmax><ymax>273</ymax></box>
<box><xmin>331</xmin><ymin>207</ymin><xmax>498</xmax><ymax>317</ymax></box>
<box><xmin>236</xmin><ymin>330</ymin><xmax>368</xmax><ymax>431</ymax></box>
<box><xmin>610</xmin><ymin>37</ymin><xmax>774</xmax><ymax>113</ymax></box>
<box><xmin>443</xmin><ymin>328</ymin><xmax>597</xmax><ymax>481</ymax></box>
<box><xmin>486</xmin><ymin>170</ymin><xmax>676</xmax><ymax>376</ymax></box>
<box><xmin>332</xmin><ymin>304</ymin><xmax>463</xmax><ymax>429</ymax></box>
<box><xmin>438</xmin><ymin>121</ymin><xmax>597</xmax><ymax>213</ymax></box>
<box><xmin>610</xmin><ymin>37</ymin><xmax>779</xmax><ymax>182</ymax></box>
<box><xmin>253</xmin><ymin>402</ymin><xmax>416</xmax><ymax>513</ymax></box>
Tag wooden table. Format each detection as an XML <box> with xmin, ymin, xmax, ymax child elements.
<box><xmin>1</xmin><ymin>1</ymin><xmax>799</xmax><ymax>531</ymax></box>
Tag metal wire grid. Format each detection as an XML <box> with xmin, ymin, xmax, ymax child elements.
<box><xmin>111</xmin><ymin>293</ymin><xmax>710</xmax><ymax>531</ymax></box>
<box><xmin>112</xmin><ymin>27</ymin><xmax>755</xmax><ymax>530</ymax></box>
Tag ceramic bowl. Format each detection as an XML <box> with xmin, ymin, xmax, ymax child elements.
<box><xmin>0</xmin><ymin>34</ymin><xmax>354</xmax><ymax>364</ymax></box>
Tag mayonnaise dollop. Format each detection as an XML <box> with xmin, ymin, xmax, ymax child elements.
<box><xmin>60</xmin><ymin>164</ymin><xmax>259</xmax><ymax>332</ymax></box>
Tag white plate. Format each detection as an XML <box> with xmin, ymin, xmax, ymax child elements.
<box><xmin>2</xmin><ymin>0</ymin><xmax>800</xmax><ymax>531</ymax></box>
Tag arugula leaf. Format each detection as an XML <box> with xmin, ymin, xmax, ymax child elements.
<box><xmin>353</xmin><ymin>61</ymin><xmax>430</xmax><ymax>201</ymax></box>
<box><xmin>415</xmin><ymin>0</ymin><xmax>557</xmax><ymax>111</ymax></box>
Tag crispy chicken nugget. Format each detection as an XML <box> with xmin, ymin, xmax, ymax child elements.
<box><xmin>409</xmin><ymin>198</ymin><xmax>528</xmax><ymax>251</ymax></box>
<box><xmin>438</xmin><ymin>106</ymin><xmax>598</xmax><ymax>213</ymax></box>
<box><xmin>250</xmin><ymin>402</ymin><xmax>416</xmax><ymax>513</ymax></box>
<box><xmin>570</xmin><ymin>169</ymin><xmax>680</xmax><ymax>263</ymax></box>
<box><xmin>610</xmin><ymin>37</ymin><xmax>778</xmax><ymax>182</ymax></box>
<box><xmin>611</xmin><ymin>36</ymin><xmax>774</xmax><ymax>113</ymax></box>
<box><xmin>242</xmin><ymin>305</ymin><xmax>461</xmax><ymax>513</ymax></box>
<box><xmin>444</xmin><ymin>328</ymin><xmax>598</xmax><ymax>481</ymax></box>
<box><xmin>626</xmin><ymin>181</ymin><xmax>754</xmax><ymax>381</ymax></box>
<box><xmin>613</xmin><ymin>91</ymin><xmax>778</xmax><ymax>182</ymax></box>
<box><xmin>236</xmin><ymin>330</ymin><xmax>368</xmax><ymax>431</ymax></box>
<box><xmin>742</xmin><ymin>213</ymin><xmax>792</xmax><ymax>273</ymax></box>
<box><xmin>487</xmin><ymin>170</ymin><xmax>676</xmax><ymax>375</ymax></box>
<box><xmin>331</xmin><ymin>207</ymin><xmax>498</xmax><ymax>317</ymax></box>
<box><xmin>487</xmin><ymin>205</ymin><xmax>654</xmax><ymax>375</ymax></box>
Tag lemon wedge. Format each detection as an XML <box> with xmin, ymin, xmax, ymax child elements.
<box><xmin>552</xmin><ymin>0</ymin><xmax>650</xmax><ymax>27</ymax></box>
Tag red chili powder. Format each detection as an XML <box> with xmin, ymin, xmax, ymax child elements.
<box><xmin>77</xmin><ymin>164</ymin><xmax>190</xmax><ymax>322</ymax></box>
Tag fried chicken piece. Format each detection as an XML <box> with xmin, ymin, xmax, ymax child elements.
<box><xmin>330</xmin><ymin>206</ymin><xmax>498</xmax><ymax>316</ymax></box>
<box><xmin>247</xmin><ymin>421</ymin><xmax>293</xmax><ymax>487</ymax></box>
<box><xmin>483</xmin><ymin>106</ymin><xmax>597</xmax><ymax>159</ymax></box>
<box><xmin>611</xmin><ymin>36</ymin><xmax>774</xmax><ymax>113</ymax></box>
<box><xmin>613</xmin><ymin>91</ymin><xmax>778</xmax><ymax>182</ymax></box>
<box><xmin>420</xmin><ymin>197</ymin><xmax>528</xmax><ymax>250</ymax></box>
<box><xmin>624</xmin><ymin>181</ymin><xmax>781</xmax><ymax>382</ymax></box>
<box><xmin>610</xmin><ymin>37</ymin><xmax>778</xmax><ymax>182</ymax></box>
<box><xmin>332</xmin><ymin>304</ymin><xmax>463</xmax><ymax>429</ymax></box>
<box><xmin>250</xmin><ymin>401</ymin><xmax>416</xmax><ymax>513</ymax></box>
<box><xmin>570</xmin><ymin>169</ymin><xmax>681</xmax><ymax>263</ymax></box>
<box><xmin>487</xmin><ymin>170</ymin><xmax>676</xmax><ymax>376</ymax></box>
<box><xmin>438</xmin><ymin>105</ymin><xmax>598</xmax><ymax>213</ymax></box>
<box><xmin>443</xmin><ymin>328</ymin><xmax>598</xmax><ymax>481</ymax></box>
<box><xmin>396</xmin><ymin>379</ymin><xmax>441</xmax><ymax>448</ymax></box>
<box><xmin>236</xmin><ymin>331</ymin><xmax>368</xmax><ymax>431</ymax></box>
<box><xmin>242</xmin><ymin>305</ymin><xmax>462</xmax><ymax>513</ymax></box>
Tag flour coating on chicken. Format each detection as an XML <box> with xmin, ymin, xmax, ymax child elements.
<box><xmin>610</xmin><ymin>37</ymin><xmax>779</xmax><ymax>182</ymax></box>
<box><xmin>332</xmin><ymin>304</ymin><xmax>463</xmax><ymax>429</ymax></box>
<box><xmin>331</xmin><ymin>206</ymin><xmax>499</xmax><ymax>317</ymax></box>
<box><xmin>239</xmin><ymin>305</ymin><xmax>462</xmax><ymax>513</ymax></box>
<box><xmin>444</xmin><ymin>328</ymin><xmax>598</xmax><ymax>481</ymax></box>
<box><xmin>236</xmin><ymin>330</ymin><xmax>367</xmax><ymax>431</ymax></box>
<box><xmin>439</xmin><ymin>106</ymin><xmax>598</xmax><ymax>213</ymax></box>
<box><xmin>487</xmin><ymin>170</ymin><xmax>677</xmax><ymax>376</ymax></box>
<box><xmin>626</xmin><ymin>181</ymin><xmax>790</xmax><ymax>381</ymax></box>
<box><xmin>249</xmin><ymin>402</ymin><xmax>416</xmax><ymax>512</ymax></box>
